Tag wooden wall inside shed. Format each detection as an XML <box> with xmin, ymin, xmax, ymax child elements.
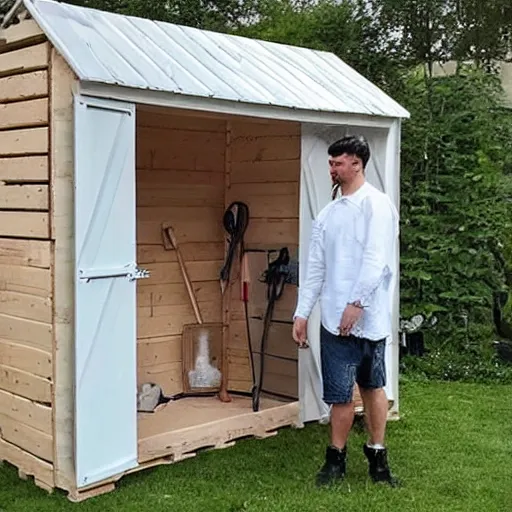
<box><xmin>225</xmin><ymin>120</ymin><xmax>301</xmax><ymax>393</ymax></box>
<box><xmin>135</xmin><ymin>110</ymin><xmax>300</xmax><ymax>397</ymax></box>
<box><xmin>135</xmin><ymin>108</ymin><xmax>226</xmax><ymax>395</ymax></box>
<box><xmin>0</xmin><ymin>21</ymin><xmax>54</xmax><ymax>491</ymax></box>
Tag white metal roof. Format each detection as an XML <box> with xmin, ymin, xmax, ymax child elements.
<box><xmin>24</xmin><ymin>0</ymin><xmax>409</xmax><ymax>119</ymax></box>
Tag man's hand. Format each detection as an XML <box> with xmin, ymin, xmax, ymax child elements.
<box><xmin>292</xmin><ymin>317</ymin><xmax>309</xmax><ymax>349</ymax></box>
<box><xmin>339</xmin><ymin>304</ymin><xmax>364</xmax><ymax>336</ymax></box>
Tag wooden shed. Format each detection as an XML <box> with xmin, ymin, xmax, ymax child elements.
<box><xmin>0</xmin><ymin>0</ymin><xmax>410</xmax><ymax>502</ymax></box>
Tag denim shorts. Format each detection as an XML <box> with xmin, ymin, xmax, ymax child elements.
<box><xmin>320</xmin><ymin>324</ymin><xmax>386</xmax><ymax>404</ymax></box>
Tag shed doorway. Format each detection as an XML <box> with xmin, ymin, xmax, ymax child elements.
<box><xmin>134</xmin><ymin>105</ymin><xmax>301</xmax><ymax>463</ymax></box>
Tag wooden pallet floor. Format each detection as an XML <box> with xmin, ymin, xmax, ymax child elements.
<box><xmin>137</xmin><ymin>394</ymin><xmax>299</xmax><ymax>463</ymax></box>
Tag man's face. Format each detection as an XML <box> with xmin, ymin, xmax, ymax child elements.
<box><xmin>329</xmin><ymin>153</ymin><xmax>362</xmax><ymax>185</ymax></box>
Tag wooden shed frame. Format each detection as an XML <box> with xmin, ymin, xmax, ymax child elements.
<box><xmin>0</xmin><ymin>0</ymin><xmax>409</xmax><ymax>503</ymax></box>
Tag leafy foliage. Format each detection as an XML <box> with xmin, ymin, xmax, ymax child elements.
<box><xmin>362</xmin><ymin>0</ymin><xmax>512</xmax><ymax>72</ymax></box>
<box><xmin>59</xmin><ymin>0</ymin><xmax>512</xmax><ymax>381</ymax></box>
<box><xmin>398</xmin><ymin>66</ymin><xmax>512</xmax><ymax>362</ymax></box>
<box><xmin>63</xmin><ymin>0</ymin><xmax>260</xmax><ymax>31</ymax></box>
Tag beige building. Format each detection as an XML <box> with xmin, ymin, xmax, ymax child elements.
<box><xmin>433</xmin><ymin>61</ymin><xmax>512</xmax><ymax>109</ymax></box>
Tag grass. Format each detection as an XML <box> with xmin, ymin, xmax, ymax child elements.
<box><xmin>0</xmin><ymin>380</ymin><xmax>511</xmax><ymax>511</ymax></box>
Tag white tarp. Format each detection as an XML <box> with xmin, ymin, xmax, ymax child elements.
<box><xmin>298</xmin><ymin>124</ymin><xmax>399</xmax><ymax>425</ymax></box>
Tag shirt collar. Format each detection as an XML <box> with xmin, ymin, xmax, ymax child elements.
<box><xmin>338</xmin><ymin>181</ymin><xmax>369</xmax><ymax>205</ymax></box>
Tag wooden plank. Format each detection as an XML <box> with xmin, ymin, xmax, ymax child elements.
<box><xmin>137</xmin><ymin>303</ymin><xmax>220</xmax><ymax>339</ymax></box>
<box><xmin>245</xmin><ymin>219</ymin><xmax>299</xmax><ymax>245</ymax></box>
<box><xmin>0</xmin><ymin>290</ymin><xmax>52</xmax><ymax>323</ymax></box>
<box><xmin>231</xmin><ymin>120</ymin><xmax>300</xmax><ymax>138</ymax></box>
<box><xmin>228</xmin><ymin>182</ymin><xmax>298</xmax><ymax>197</ymax></box>
<box><xmin>136</xmin><ymin>184</ymin><xmax>224</xmax><ymax>208</ymax></box>
<box><xmin>138</xmin><ymin>261</ymin><xmax>222</xmax><ymax>286</ymax></box>
<box><xmin>137</xmin><ymin>336</ymin><xmax>182</xmax><ymax>367</ymax></box>
<box><xmin>229</xmin><ymin>379</ymin><xmax>252</xmax><ymax>392</ymax></box>
<box><xmin>137</xmin><ymin>362</ymin><xmax>182</xmax><ymax>397</ymax></box>
<box><xmin>0</xmin><ymin>239</ymin><xmax>51</xmax><ymax>268</ymax></box>
<box><xmin>0</xmin><ymin>388</ymin><xmax>51</xmax><ymax>434</ymax></box>
<box><xmin>0</xmin><ymin>211</ymin><xmax>49</xmax><ymax>238</ymax></box>
<box><xmin>0</xmin><ymin>127</ymin><xmax>48</xmax><ymax>156</ymax></box>
<box><xmin>0</xmin><ymin>20</ymin><xmax>47</xmax><ymax>54</ymax></box>
<box><xmin>136</xmin><ymin>109</ymin><xmax>226</xmax><ymax>133</ymax></box>
<box><xmin>141</xmin><ymin>301</ymin><xmax>221</xmax><ymax>321</ymax></box>
<box><xmin>137</xmin><ymin>169</ymin><xmax>224</xmax><ymax>186</ymax></box>
<box><xmin>0</xmin><ymin>438</ymin><xmax>53</xmax><ymax>490</ymax></box>
<box><xmin>0</xmin><ymin>43</ymin><xmax>49</xmax><ymax>77</ymax></box>
<box><xmin>0</xmin><ymin>69</ymin><xmax>47</xmax><ymax>103</ymax></box>
<box><xmin>227</xmin><ymin>193</ymin><xmax>298</xmax><ymax>219</ymax></box>
<box><xmin>230</xmin><ymin>135</ymin><xmax>300</xmax><ymax>162</ymax></box>
<box><xmin>137</xmin><ymin>399</ymin><xmax>299</xmax><ymax>463</ymax></box>
<box><xmin>230</xmin><ymin>159</ymin><xmax>300</xmax><ymax>184</ymax></box>
<box><xmin>221</xmin><ymin>121</ymin><xmax>233</xmax><ymax>403</ymax></box>
<box><xmin>0</xmin><ymin>364</ymin><xmax>51</xmax><ymax>403</ymax></box>
<box><xmin>0</xmin><ymin>413</ymin><xmax>53</xmax><ymax>462</ymax></box>
<box><xmin>247</xmin><ymin>287</ymin><xmax>297</xmax><ymax>324</ymax></box>
<box><xmin>0</xmin><ymin>263</ymin><xmax>51</xmax><ymax>296</ymax></box>
<box><xmin>49</xmin><ymin>48</ymin><xmax>76</xmax><ymax>492</ymax></box>
<box><xmin>0</xmin><ymin>183</ymin><xmax>48</xmax><ymax>209</ymax></box>
<box><xmin>228</xmin><ymin>320</ymin><xmax>251</xmax><ymax>351</ymax></box>
<box><xmin>229</xmin><ymin>364</ymin><xmax>256</xmax><ymax>382</ymax></box>
<box><xmin>0</xmin><ymin>98</ymin><xmax>48</xmax><ymax>130</ymax></box>
<box><xmin>0</xmin><ymin>313</ymin><xmax>52</xmax><ymax>352</ymax></box>
<box><xmin>138</xmin><ymin>218</ymin><xmax>223</xmax><ymax>245</ymax></box>
<box><xmin>0</xmin><ymin>339</ymin><xmax>52</xmax><ymax>378</ymax></box>
<box><xmin>137</xmin><ymin>128</ymin><xmax>225</xmax><ymax>171</ymax></box>
<box><xmin>0</xmin><ymin>155</ymin><xmax>49</xmax><ymax>182</ymax></box>
<box><xmin>137</xmin><ymin>206</ymin><xmax>224</xmax><ymax>222</ymax></box>
<box><xmin>137</xmin><ymin>281</ymin><xmax>221</xmax><ymax>308</ymax></box>
<box><xmin>137</xmin><ymin>242</ymin><xmax>224</xmax><ymax>264</ymax></box>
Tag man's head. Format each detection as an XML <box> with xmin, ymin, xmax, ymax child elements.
<box><xmin>328</xmin><ymin>135</ymin><xmax>370</xmax><ymax>187</ymax></box>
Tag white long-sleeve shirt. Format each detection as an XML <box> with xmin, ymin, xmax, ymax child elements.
<box><xmin>294</xmin><ymin>181</ymin><xmax>399</xmax><ymax>341</ymax></box>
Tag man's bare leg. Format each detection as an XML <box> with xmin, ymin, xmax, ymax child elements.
<box><xmin>359</xmin><ymin>387</ymin><xmax>399</xmax><ymax>486</ymax></box>
<box><xmin>315</xmin><ymin>402</ymin><xmax>354</xmax><ymax>486</ymax></box>
<box><xmin>330</xmin><ymin>402</ymin><xmax>355</xmax><ymax>448</ymax></box>
<box><xmin>360</xmin><ymin>387</ymin><xmax>387</xmax><ymax>445</ymax></box>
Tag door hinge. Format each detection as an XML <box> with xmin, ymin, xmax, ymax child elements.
<box><xmin>129</xmin><ymin>267</ymin><xmax>150</xmax><ymax>281</ymax></box>
<box><xmin>78</xmin><ymin>265</ymin><xmax>150</xmax><ymax>282</ymax></box>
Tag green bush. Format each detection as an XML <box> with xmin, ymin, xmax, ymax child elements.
<box><xmin>398</xmin><ymin>65</ymin><xmax>512</xmax><ymax>380</ymax></box>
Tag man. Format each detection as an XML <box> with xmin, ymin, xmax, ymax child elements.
<box><xmin>292</xmin><ymin>135</ymin><xmax>399</xmax><ymax>487</ymax></box>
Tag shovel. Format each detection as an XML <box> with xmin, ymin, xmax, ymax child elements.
<box><xmin>161</xmin><ymin>223</ymin><xmax>231</xmax><ymax>402</ymax></box>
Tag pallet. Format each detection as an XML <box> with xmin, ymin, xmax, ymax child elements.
<box><xmin>137</xmin><ymin>395</ymin><xmax>300</xmax><ymax>463</ymax></box>
<box><xmin>65</xmin><ymin>395</ymin><xmax>299</xmax><ymax>502</ymax></box>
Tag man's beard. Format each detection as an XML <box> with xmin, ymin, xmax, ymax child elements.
<box><xmin>331</xmin><ymin>180</ymin><xmax>340</xmax><ymax>200</ymax></box>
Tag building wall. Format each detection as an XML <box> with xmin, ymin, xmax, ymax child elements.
<box><xmin>0</xmin><ymin>20</ymin><xmax>54</xmax><ymax>490</ymax></box>
<box><xmin>432</xmin><ymin>60</ymin><xmax>512</xmax><ymax>108</ymax></box>
<box><xmin>225</xmin><ymin>120</ymin><xmax>301</xmax><ymax>393</ymax></box>
<box><xmin>135</xmin><ymin>112</ymin><xmax>301</xmax><ymax>396</ymax></box>
<box><xmin>135</xmin><ymin>108</ymin><xmax>226</xmax><ymax>396</ymax></box>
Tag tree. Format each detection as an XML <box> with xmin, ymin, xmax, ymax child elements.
<box><xmin>362</xmin><ymin>0</ymin><xmax>512</xmax><ymax>75</ymax></box>
<box><xmin>62</xmin><ymin>0</ymin><xmax>260</xmax><ymax>31</ymax></box>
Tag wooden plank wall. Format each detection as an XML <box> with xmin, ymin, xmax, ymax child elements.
<box><xmin>135</xmin><ymin>109</ymin><xmax>226</xmax><ymax>395</ymax></box>
<box><xmin>225</xmin><ymin>120</ymin><xmax>301</xmax><ymax>393</ymax></box>
<box><xmin>0</xmin><ymin>21</ymin><xmax>54</xmax><ymax>491</ymax></box>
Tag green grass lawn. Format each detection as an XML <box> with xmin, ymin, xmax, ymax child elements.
<box><xmin>1</xmin><ymin>380</ymin><xmax>511</xmax><ymax>512</ymax></box>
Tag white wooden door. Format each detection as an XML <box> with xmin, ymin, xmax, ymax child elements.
<box><xmin>73</xmin><ymin>95</ymin><xmax>140</xmax><ymax>488</ymax></box>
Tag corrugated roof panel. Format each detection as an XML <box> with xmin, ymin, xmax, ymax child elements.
<box><xmin>24</xmin><ymin>0</ymin><xmax>410</xmax><ymax>118</ymax></box>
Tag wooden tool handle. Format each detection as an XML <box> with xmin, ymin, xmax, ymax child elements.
<box><xmin>163</xmin><ymin>225</ymin><xmax>202</xmax><ymax>324</ymax></box>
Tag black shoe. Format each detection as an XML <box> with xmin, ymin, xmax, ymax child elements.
<box><xmin>316</xmin><ymin>445</ymin><xmax>347</xmax><ymax>487</ymax></box>
<box><xmin>363</xmin><ymin>444</ymin><xmax>400</xmax><ymax>487</ymax></box>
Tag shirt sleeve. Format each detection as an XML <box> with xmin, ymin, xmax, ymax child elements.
<box><xmin>293</xmin><ymin>218</ymin><xmax>326</xmax><ymax>320</ymax></box>
<box><xmin>348</xmin><ymin>196</ymin><xmax>398</xmax><ymax>307</ymax></box>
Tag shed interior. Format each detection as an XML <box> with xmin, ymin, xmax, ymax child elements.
<box><xmin>133</xmin><ymin>105</ymin><xmax>302</xmax><ymax>462</ymax></box>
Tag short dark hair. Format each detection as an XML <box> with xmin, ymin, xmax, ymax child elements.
<box><xmin>328</xmin><ymin>135</ymin><xmax>371</xmax><ymax>169</ymax></box>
